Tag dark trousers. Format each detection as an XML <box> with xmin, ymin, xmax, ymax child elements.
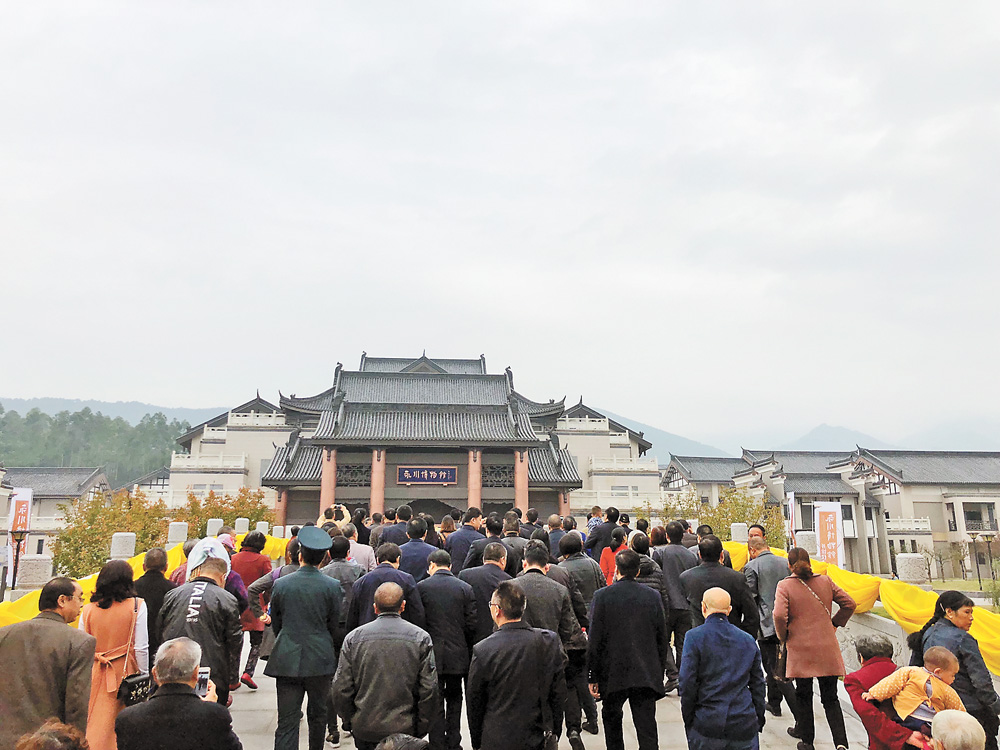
<box><xmin>665</xmin><ymin>608</ymin><xmax>692</xmax><ymax>680</ymax></box>
<box><xmin>758</xmin><ymin>636</ymin><xmax>799</xmax><ymax>717</ymax></box>
<box><xmin>562</xmin><ymin>650</ymin><xmax>588</xmax><ymax>734</ymax></box>
<box><xmin>794</xmin><ymin>676</ymin><xmax>847</xmax><ymax>747</ymax></box>
<box><xmin>243</xmin><ymin>630</ymin><xmax>264</xmax><ymax>676</ymax></box>
<box><xmin>968</xmin><ymin>705</ymin><xmax>1000</xmax><ymax>750</ymax></box>
<box><xmin>275</xmin><ymin>674</ymin><xmax>331</xmax><ymax>750</ymax></box>
<box><xmin>430</xmin><ymin>673</ymin><xmax>464</xmax><ymax>750</ymax></box>
<box><xmin>602</xmin><ymin>687</ymin><xmax>659</xmax><ymax>750</ymax></box>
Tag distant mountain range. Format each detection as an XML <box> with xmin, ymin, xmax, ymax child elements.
<box><xmin>778</xmin><ymin>424</ymin><xmax>896</xmax><ymax>451</ymax></box>
<box><xmin>597</xmin><ymin>409</ymin><xmax>732</xmax><ymax>461</ymax></box>
<box><xmin>0</xmin><ymin>397</ymin><xmax>226</xmax><ymax>427</ymax></box>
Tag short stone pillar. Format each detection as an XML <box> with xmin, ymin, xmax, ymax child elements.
<box><xmin>731</xmin><ymin>523</ymin><xmax>749</xmax><ymax>543</ymax></box>
<box><xmin>255</xmin><ymin>521</ymin><xmax>270</xmax><ymax>535</ymax></box>
<box><xmin>234</xmin><ymin>517</ymin><xmax>250</xmax><ymax>534</ymax></box>
<box><xmin>896</xmin><ymin>553</ymin><xmax>928</xmax><ymax>584</ymax></box>
<box><xmin>14</xmin><ymin>554</ymin><xmax>53</xmax><ymax>590</ymax></box>
<box><xmin>272</xmin><ymin>525</ymin><xmax>285</xmax><ymax>539</ymax></box>
<box><xmin>206</xmin><ymin>518</ymin><xmax>224</xmax><ymax>537</ymax></box>
<box><xmin>167</xmin><ymin>522</ymin><xmax>189</xmax><ymax>545</ymax></box>
<box><xmin>795</xmin><ymin>531</ymin><xmax>818</xmax><ymax>555</ymax></box>
<box><xmin>110</xmin><ymin>532</ymin><xmax>137</xmax><ymax>560</ymax></box>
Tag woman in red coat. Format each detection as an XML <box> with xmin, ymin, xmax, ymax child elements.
<box><xmin>600</xmin><ymin>527</ymin><xmax>628</xmax><ymax>585</ymax></box>
<box><xmin>229</xmin><ymin>531</ymin><xmax>273</xmax><ymax>689</ymax></box>
<box><xmin>774</xmin><ymin>547</ymin><xmax>857</xmax><ymax>750</ymax></box>
<box><xmin>844</xmin><ymin>634</ymin><xmax>928</xmax><ymax>750</ymax></box>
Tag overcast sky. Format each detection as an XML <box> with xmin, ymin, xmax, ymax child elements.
<box><xmin>3</xmin><ymin>3</ymin><xmax>999</xmax><ymax>450</ymax></box>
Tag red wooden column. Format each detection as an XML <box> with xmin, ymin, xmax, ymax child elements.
<box><xmin>468</xmin><ymin>449</ymin><xmax>482</xmax><ymax>508</ymax></box>
<box><xmin>370</xmin><ymin>449</ymin><xmax>387</xmax><ymax>515</ymax></box>
<box><xmin>275</xmin><ymin>489</ymin><xmax>289</xmax><ymax>527</ymax></box>
<box><xmin>514</xmin><ymin>449</ymin><xmax>529</xmax><ymax>513</ymax></box>
<box><xmin>320</xmin><ymin>448</ymin><xmax>337</xmax><ymax>514</ymax></box>
<box><xmin>558</xmin><ymin>490</ymin><xmax>571</xmax><ymax>517</ymax></box>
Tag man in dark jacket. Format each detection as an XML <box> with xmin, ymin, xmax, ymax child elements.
<box><xmin>444</xmin><ymin>507</ymin><xmax>485</xmax><ymax>574</ymax></box>
<box><xmin>519</xmin><ymin>507</ymin><xmax>544</xmax><ymax>539</ymax></box>
<box><xmin>679</xmin><ymin>520</ymin><xmax>699</xmax><ymax>548</ymax></box>
<box><xmin>417</xmin><ymin>550</ymin><xmax>477</xmax><ymax>750</ymax></box>
<box><xmin>159</xmin><ymin>555</ymin><xmax>242</xmax><ymax>706</ymax></box>
<box><xmin>689</xmin><ymin>524</ymin><xmax>733</xmax><ymax>568</ymax></box>
<box><xmin>399</xmin><ymin>517</ymin><xmax>437</xmax><ymax>582</ymax></box>
<box><xmin>679</xmin><ymin>587</ymin><xmax>765</xmax><ymax>750</ymax></box>
<box><xmin>459</xmin><ymin>542</ymin><xmax>512</xmax><ymax>643</ymax></box>
<box><xmin>265</xmin><ymin>526</ymin><xmax>344</xmax><ymax>750</ymax></box>
<box><xmin>370</xmin><ymin>508</ymin><xmax>395</xmax><ymax>549</ymax></box>
<box><xmin>630</xmin><ymin>533</ymin><xmax>679</xmax><ymax>692</ymax></box>
<box><xmin>515</xmin><ymin>541</ymin><xmax>586</xmax><ymax>749</ymax></box>
<box><xmin>583</xmin><ymin>506</ymin><xmax>619</xmax><ymax>561</ymax></box>
<box><xmin>588</xmin><ymin>549</ymin><xmax>668</xmax><ymax>750</ymax></box>
<box><xmin>502</xmin><ymin>512</ymin><xmax>528</xmax><ymax>566</ymax></box>
<box><xmin>547</xmin><ymin>514</ymin><xmax>566</xmax><ymax>556</ymax></box>
<box><xmin>559</xmin><ymin>532</ymin><xmax>606</xmax><ymax>607</ymax></box>
<box><xmin>680</xmin><ymin>535</ymin><xmax>758</xmax><ymax>638</ymax></box>
<box><xmin>116</xmin><ymin>637</ymin><xmax>242</xmax><ymax>750</ymax></box>
<box><xmin>381</xmin><ymin>505</ymin><xmax>413</xmax><ymax>547</ymax></box>
<box><xmin>467</xmin><ymin>581</ymin><xmax>567</xmax><ymax>750</ymax></box>
<box><xmin>332</xmin><ymin>583</ymin><xmax>438</xmax><ymax>750</ymax></box>
<box><xmin>133</xmin><ymin>547</ymin><xmax>176</xmax><ymax>659</ymax></box>
<box><xmin>463</xmin><ymin>514</ymin><xmax>519</xmax><ymax>576</ymax></box>
<box><xmin>653</xmin><ymin>521</ymin><xmax>698</xmax><ymax>675</ymax></box>
<box><xmin>348</xmin><ymin>543</ymin><xmax>425</xmax><ymax>631</ymax></box>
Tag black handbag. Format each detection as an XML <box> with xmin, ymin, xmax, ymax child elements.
<box><xmin>116</xmin><ymin>598</ymin><xmax>151</xmax><ymax>706</ymax></box>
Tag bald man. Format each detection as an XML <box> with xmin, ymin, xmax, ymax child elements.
<box><xmin>679</xmin><ymin>587</ymin><xmax>766</xmax><ymax>750</ymax></box>
<box><xmin>332</xmin><ymin>583</ymin><xmax>438</xmax><ymax>750</ymax></box>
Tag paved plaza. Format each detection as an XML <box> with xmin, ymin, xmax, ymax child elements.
<box><xmin>230</xmin><ymin>642</ymin><xmax>871</xmax><ymax>750</ymax></box>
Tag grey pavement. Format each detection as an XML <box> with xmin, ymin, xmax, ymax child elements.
<box><xmin>231</xmin><ymin>639</ymin><xmax>871</xmax><ymax>750</ymax></box>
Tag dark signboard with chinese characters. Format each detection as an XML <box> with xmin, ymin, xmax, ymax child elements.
<box><xmin>396</xmin><ymin>466</ymin><xmax>458</xmax><ymax>485</ymax></box>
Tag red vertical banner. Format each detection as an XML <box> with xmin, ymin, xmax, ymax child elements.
<box><xmin>11</xmin><ymin>499</ymin><xmax>30</xmax><ymax>532</ymax></box>
<box><xmin>818</xmin><ymin>509</ymin><xmax>838</xmax><ymax>564</ymax></box>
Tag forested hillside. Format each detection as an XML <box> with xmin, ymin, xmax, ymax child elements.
<box><xmin>0</xmin><ymin>403</ymin><xmax>189</xmax><ymax>487</ymax></box>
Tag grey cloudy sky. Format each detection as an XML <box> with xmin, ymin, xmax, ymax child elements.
<box><xmin>3</xmin><ymin>2</ymin><xmax>999</xmax><ymax>450</ymax></box>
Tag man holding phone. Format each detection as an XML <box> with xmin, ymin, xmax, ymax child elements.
<box><xmin>115</xmin><ymin>637</ymin><xmax>242</xmax><ymax>750</ymax></box>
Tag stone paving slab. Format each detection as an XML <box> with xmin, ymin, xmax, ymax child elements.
<box><xmin>231</xmin><ymin>640</ymin><xmax>872</xmax><ymax>750</ymax></box>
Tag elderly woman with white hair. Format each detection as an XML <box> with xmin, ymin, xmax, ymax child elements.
<box><xmin>933</xmin><ymin>710</ymin><xmax>987</xmax><ymax>750</ymax></box>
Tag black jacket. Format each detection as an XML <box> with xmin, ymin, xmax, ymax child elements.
<box><xmin>583</xmin><ymin>520</ymin><xmax>617</xmax><ymax>562</ymax></box>
<box><xmin>134</xmin><ymin>570</ymin><xmax>176</xmax><ymax>656</ymax></box>
<box><xmin>458</xmin><ymin>563</ymin><xmax>512</xmax><ymax>644</ymax></box>
<box><xmin>513</xmin><ymin>569</ymin><xmax>583</xmax><ymax>651</ymax></box>
<box><xmin>159</xmin><ymin>577</ymin><xmax>242</xmax><ymax>691</ymax></box>
<box><xmin>462</xmin><ymin>534</ymin><xmax>521</xmax><ymax>577</ymax></box>
<box><xmin>652</xmin><ymin>543</ymin><xmax>698</xmax><ymax>610</ymax></box>
<box><xmin>587</xmin><ymin>579</ymin><xmax>668</xmax><ymax>696</ymax></box>
<box><xmin>635</xmin><ymin>554</ymin><xmax>671</xmax><ymax>620</ymax></box>
<box><xmin>347</xmin><ymin>563</ymin><xmax>425</xmax><ymax>632</ymax></box>
<box><xmin>417</xmin><ymin>570</ymin><xmax>477</xmax><ymax>676</ymax></box>
<box><xmin>467</xmin><ymin>621</ymin><xmax>567</xmax><ymax>750</ymax></box>
<box><xmin>679</xmin><ymin>561</ymin><xmax>759</xmax><ymax>638</ymax></box>
<box><xmin>519</xmin><ymin>521</ymin><xmax>544</xmax><ymax>540</ymax></box>
<box><xmin>559</xmin><ymin>552</ymin><xmax>606</xmax><ymax>607</ymax></box>
<box><xmin>444</xmin><ymin>524</ymin><xmax>485</xmax><ymax>575</ymax></box>
<box><xmin>381</xmin><ymin>522</ymin><xmax>410</xmax><ymax>547</ymax></box>
<box><xmin>115</xmin><ymin>683</ymin><xmax>242</xmax><ymax>750</ymax></box>
<box><xmin>537</xmin><ymin>564</ymin><xmax>589</xmax><ymax>631</ymax></box>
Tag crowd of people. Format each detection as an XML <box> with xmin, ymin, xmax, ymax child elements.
<box><xmin>0</xmin><ymin>503</ymin><xmax>998</xmax><ymax>750</ymax></box>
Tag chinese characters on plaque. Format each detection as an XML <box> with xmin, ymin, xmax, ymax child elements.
<box><xmin>397</xmin><ymin>466</ymin><xmax>458</xmax><ymax>485</ymax></box>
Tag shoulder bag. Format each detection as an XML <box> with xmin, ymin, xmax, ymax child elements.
<box><xmin>117</xmin><ymin>598</ymin><xmax>151</xmax><ymax>706</ymax></box>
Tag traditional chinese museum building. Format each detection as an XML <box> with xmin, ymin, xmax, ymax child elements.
<box><xmin>262</xmin><ymin>354</ymin><xmax>582</xmax><ymax>525</ymax></box>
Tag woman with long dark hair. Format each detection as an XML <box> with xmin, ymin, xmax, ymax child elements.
<box><xmin>774</xmin><ymin>547</ymin><xmax>856</xmax><ymax>750</ymax></box>
<box><xmin>78</xmin><ymin>559</ymin><xmax>147</xmax><ymax>750</ymax></box>
<box><xmin>351</xmin><ymin>507</ymin><xmax>371</xmax><ymax>545</ymax></box>
<box><xmin>908</xmin><ymin>590</ymin><xmax>1000</xmax><ymax>750</ymax></box>
<box><xmin>600</xmin><ymin>527</ymin><xmax>628</xmax><ymax>585</ymax></box>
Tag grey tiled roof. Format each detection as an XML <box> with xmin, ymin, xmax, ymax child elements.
<box><xmin>861</xmin><ymin>449</ymin><xmax>1000</xmax><ymax>485</ymax></box>
<box><xmin>116</xmin><ymin>465</ymin><xmax>170</xmax><ymax>491</ymax></box>
<box><xmin>280</xmin><ymin>388</ymin><xmax>338</xmax><ymax>413</ymax></box>
<box><xmin>528</xmin><ymin>445</ymin><xmax>582</xmax><ymax>487</ymax></box>
<box><xmin>742</xmin><ymin>450</ymin><xmax>852</xmax><ymax>475</ymax></box>
<box><xmin>3</xmin><ymin>467</ymin><xmax>108</xmax><ymax>497</ymax></box>
<box><xmin>512</xmin><ymin>391</ymin><xmax>565</xmax><ymax>417</ymax></box>
<box><xmin>670</xmin><ymin>456</ymin><xmax>746</xmax><ymax>483</ymax></box>
<box><xmin>360</xmin><ymin>355</ymin><xmax>487</xmax><ymax>374</ymax></box>
<box><xmin>339</xmin><ymin>373</ymin><xmax>509</xmax><ymax>406</ymax></box>
<box><xmin>314</xmin><ymin>405</ymin><xmax>540</xmax><ymax>445</ymax></box>
<box><xmin>262</xmin><ymin>441</ymin><xmax>323</xmax><ymax>485</ymax></box>
<box><xmin>782</xmin><ymin>474</ymin><xmax>858</xmax><ymax>496</ymax></box>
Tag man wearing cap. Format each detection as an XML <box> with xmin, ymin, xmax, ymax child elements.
<box><xmin>266</xmin><ymin>525</ymin><xmax>345</xmax><ymax>750</ymax></box>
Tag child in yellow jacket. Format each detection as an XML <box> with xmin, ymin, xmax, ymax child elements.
<box><xmin>862</xmin><ymin>646</ymin><xmax>965</xmax><ymax>734</ymax></box>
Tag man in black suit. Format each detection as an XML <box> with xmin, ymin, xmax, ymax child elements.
<box><xmin>459</xmin><ymin>542</ymin><xmax>512</xmax><ymax>643</ymax></box>
<box><xmin>443</xmin><ymin>507</ymin><xmax>485</xmax><ymax>575</ymax></box>
<box><xmin>587</xmin><ymin>549</ymin><xmax>669</xmax><ymax>750</ymax></box>
<box><xmin>583</xmin><ymin>506</ymin><xmax>619</xmax><ymax>561</ymax></box>
<box><xmin>417</xmin><ymin>549</ymin><xmax>477</xmax><ymax>750</ymax></box>
<box><xmin>463</xmin><ymin>514</ymin><xmax>518</xmax><ymax>576</ymax></box>
<box><xmin>381</xmin><ymin>505</ymin><xmax>413</xmax><ymax>546</ymax></box>
<box><xmin>116</xmin><ymin>637</ymin><xmax>242</xmax><ymax>750</ymax></box>
<box><xmin>688</xmin><ymin>524</ymin><xmax>733</xmax><ymax>568</ymax></box>
<box><xmin>467</xmin><ymin>581</ymin><xmax>566</xmax><ymax>750</ymax></box>
<box><xmin>347</xmin><ymin>543</ymin><xmax>426</xmax><ymax>632</ymax></box>
<box><xmin>679</xmin><ymin>535</ymin><xmax>758</xmax><ymax>637</ymax></box>
<box><xmin>133</xmin><ymin>547</ymin><xmax>176</xmax><ymax>658</ymax></box>
<box><xmin>519</xmin><ymin>507</ymin><xmax>545</xmax><ymax>539</ymax></box>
